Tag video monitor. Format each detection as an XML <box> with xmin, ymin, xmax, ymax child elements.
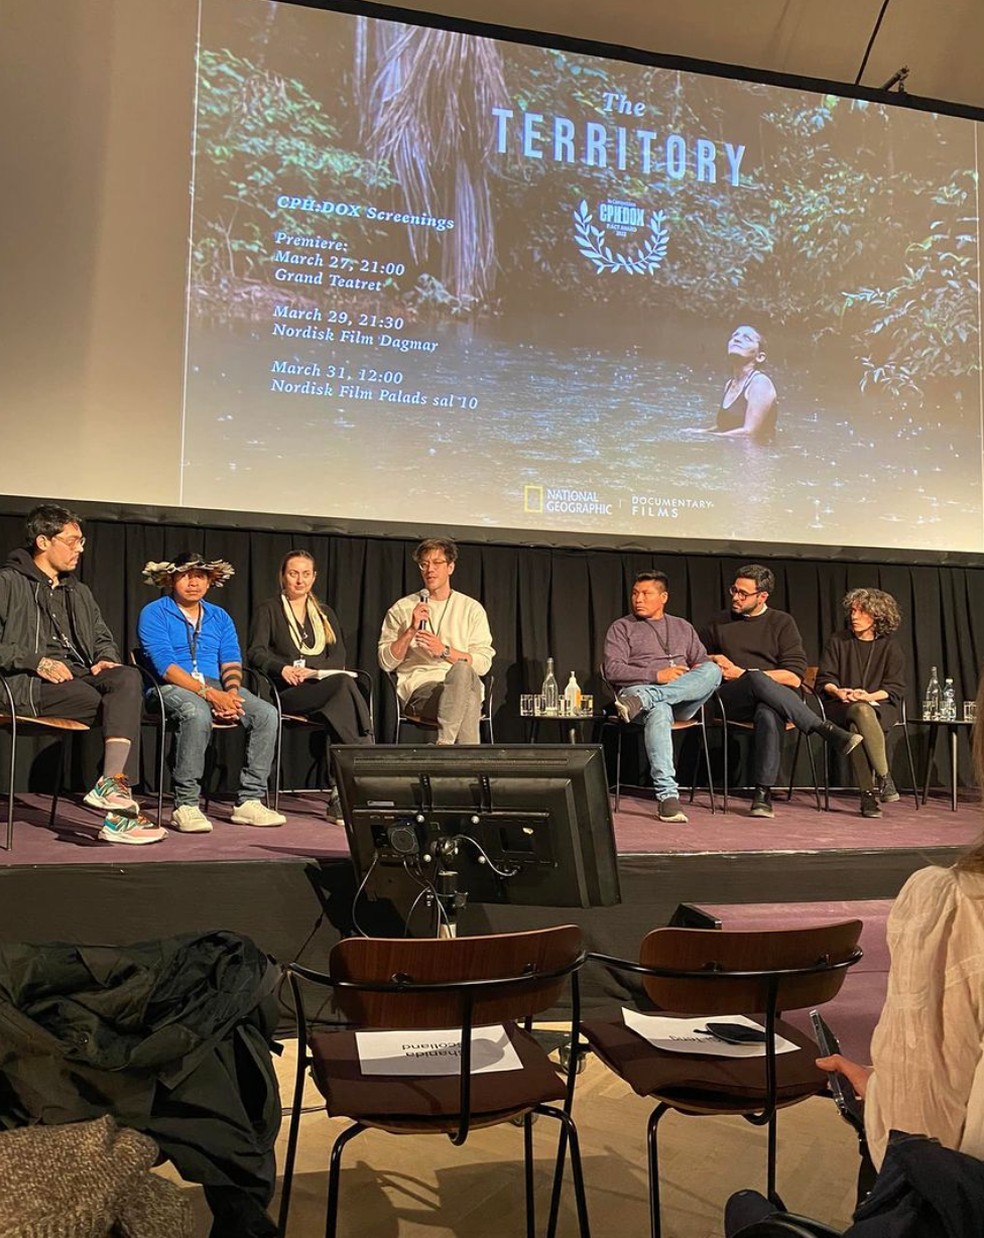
<box><xmin>331</xmin><ymin>744</ymin><xmax>621</xmax><ymax>914</ymax></box>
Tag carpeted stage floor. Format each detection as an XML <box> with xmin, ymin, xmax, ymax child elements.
<box><xmin>0</xmin><ymin>782</ymin><xmax>976</xmax><ymax>865</ymax></box>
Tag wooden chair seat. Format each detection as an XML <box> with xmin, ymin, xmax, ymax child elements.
<box><xmin>308</xmin><ymin>1023</ymin><xmax>565</xmax><ymax>1127</ymax></box>
<box><xmin>0</xmin><ymin>715</ymin><xmax>89</xmax><ymax>731</ymax></box>
<box><xmin>579</xmin><ymin>1014</ymin><xmax>825</xmax><ymax>1109</ymax></box>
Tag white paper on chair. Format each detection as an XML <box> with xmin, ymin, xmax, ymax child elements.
<box><xmin>355</xmin><ymin>1025</ymin><xmax>523</xmax><ymax>1075</ymax></box>
<box><xmin>622</xmin><ymin>1011</ymin><xmax>799</xmax><ymax>1058</ymax></box>
<box><xmin>313</xmin><ymin>669</ymin><xmax>358</xmax><ymax>680</ymax></box>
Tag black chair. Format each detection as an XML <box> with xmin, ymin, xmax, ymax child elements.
<box><xmin>252</xmin><ymin>669</ymin><xmax>374</xmax><ymax>811</ymax></box>
<box><xmin>385</xmin><ymin>669</ymin><xmax>495</xmax><ymax>743</ymax></box>
<box><xmin>598</xmin><ymin>672</ymin><xmax>715</xmax><ymax>813</ymax></box>
<box><xmin>0</xmin><ymin>674</ymin><xmax>89</xmax><ymax>851</ymax></box>
<box><xmin>278</xmin><ymin>926</ymin><xmax>590</xmax><ymax>1238</ymax></box>
<box><xmin>579</xmin><ymin>919</ymin><xmax>862</xmax><ymax>1238</ymax></box>
<box><xmin>716</xmin><ymin>668</ymin><xmax>824</xmax><ymax>813</ymax></box>
<box><xmin>890</xmin><ymin>699</ymin><xmax>920</xmax><ymax>809</ymax></box>
<box><xmin>130</xmin><ymin>648</ymin><xmax>240</xmax><ymax>827</ymax></box>
<box><xmin>789</xmin><ymin>687</ymin><xmax>920</xmax><ymax>812</ymax></box>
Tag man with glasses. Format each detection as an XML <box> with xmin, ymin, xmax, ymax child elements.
<box><xmin>0</xmin><ymin>504</ymin><xmax>165</xmax><ymax>844</ymax></box>
<box><xmin>605</xmin><ymin>570</ymin><xmax>722</xmax><ymax>823</ymax></box>
<box><xmin>378</xmin><ymin>537</ymin><xmax>494</xmax><ymax>744</ymax></box>
<box><xmin>703</xmin><ymin>564</ymin><xmax>862</xmax><ymax>818</ymax></box>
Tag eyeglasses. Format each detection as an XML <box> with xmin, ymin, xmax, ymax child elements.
<box><xmin>729</xmin><ymin>586</ymin><xmax>761</xmax><ymax>600</ymax></box>
<box><xmin>51</xmin><ymin>535</ymin><xmax>86</xmax><ymax>550</ymax></box>
<box><xmin>418</xmin><ymin>559</ymin><xmax>449</xmax><ymax>569</ymax></box>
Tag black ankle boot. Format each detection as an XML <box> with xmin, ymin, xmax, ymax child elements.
<box><xmin>816</xmin><ymin>720</ymin><xmax>864</xmax><ymax>757</ymax></box>
<box><xmin>860</xmin><ymin>790</ymin><xmax>882</xmax><ymax>819</ymax></box>
<box><xmin>876</xmin><ymin>773</ymin><xmax>900</xmax><ymax>803</ymax></box>
<box><xmin>750</xmin><ymin>786</ymin><xmax>774</xmax><ymax>818</ymax></box>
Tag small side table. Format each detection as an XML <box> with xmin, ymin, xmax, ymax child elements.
<box><xmin>915</xmin><ymin>717</ymin><xmax>973</xmax><ymax>812</ymax></box>
<box><xmin>526</xmin><ymin>712</ymin><xmax>603</xmax><ymax>746</ymax></box>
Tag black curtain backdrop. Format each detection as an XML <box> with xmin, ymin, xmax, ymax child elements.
<box><xmin>2</xmin><ymin>504</ymin><xmax>982</xmax><ymax>784</ymax></box>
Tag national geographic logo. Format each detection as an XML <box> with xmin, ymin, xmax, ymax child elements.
<box><xmin>525</xmin><ymin>486</ymin><xmax>613</xmax><ymax>515</ymax></box>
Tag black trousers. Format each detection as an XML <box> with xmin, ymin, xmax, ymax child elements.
<box><xmin>717</xmin><ymin>670</ymin><xmax>819</xmax><ymax>787</ymax></box>
<box><xmin>278</xmin><ymin>674</ymin><xmax>372</xmax><ymax>745</ymax></box>
<box><xmin>37</xmin><ymin>665</ymin><xmax>143</xmax><ymax>780</ymax></box>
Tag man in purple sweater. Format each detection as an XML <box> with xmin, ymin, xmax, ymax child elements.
<box><xmin>702</xmin><ymin>563</ymin><xmax>862</xmax><ymax>818</ymax></box>
<box><xmin>603</xmin><ymin>571</ymin><xmax>722</xmax><ymax>823</ymax></box>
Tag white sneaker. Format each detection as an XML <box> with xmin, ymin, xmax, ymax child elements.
<box><xmin>230</xmin><ymin>799</ymin><xmax>286</xmax><ymax>828</ymax></box>
<box><xmin>171</xmin><ymin>804</ymin><xmax>213</xmax><ymax>833</ymax></box>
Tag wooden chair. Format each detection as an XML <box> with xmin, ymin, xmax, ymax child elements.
<box><xmin>279</xmin><ymin>926</ymin><xmax>590</xmax><ymax>1238</ymax></box>
<box><xmin>252</xmin><ymin>668</ymin><xmax>375</xmax><ymax>811</ymax></box>
<box><xmin>0</xmin><ymin>675</ymin><xmax>89</xmax><ymax>851</ymax></box>
<box><xmin>598</xmin><ymin>672</ymin><xmax>715</xmax><ymax>813</ymax></box>
<box><xmin>385</xmin><ymin>669</ymin><xmax>495</xmax><ymax>743</ymax></box>
<box><xmin>579</xmin><ymin>920</ymin><xmax>862</xmax><ymax>1238</ymax></box>
<box><xmin>716</xmin><ymin>668</ymin><xmax>824</xmax><ymax>813</ymax></box>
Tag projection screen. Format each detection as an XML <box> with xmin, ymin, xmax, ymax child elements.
<box><xmin>3</xmin><ymin>0</ymin><xmax>982</xmax><ymax>556</ymax></box>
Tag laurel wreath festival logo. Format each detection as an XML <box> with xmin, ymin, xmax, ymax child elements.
<box><xmin>573</xmin><ymin>199</ymin><xmax>669</xmax><ymax>274</ymax></box>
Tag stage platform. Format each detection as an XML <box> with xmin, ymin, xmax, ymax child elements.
<box><xmin>1</xmin><ymin>784</ymin><xmax>974</xmax><ymax>1004</ymax></box>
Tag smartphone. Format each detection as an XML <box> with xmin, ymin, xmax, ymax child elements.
<box><xmin>700</xmin><ymin>1021</ymin><xmax>767</xmax><ymax>1045</ymax></box>
<box><xmin>810</xmin><ymin>1009</ymin><xmax>865</xmax><ymax>1134</ymax></box>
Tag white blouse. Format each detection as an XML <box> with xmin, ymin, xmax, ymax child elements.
<box><xmin>866</xmin><ymin>863</ymin><xmax>984</xmax><ymax>1168</ymax></box>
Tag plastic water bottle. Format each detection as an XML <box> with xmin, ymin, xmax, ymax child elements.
<box><xmin>942</xmin><ymin>677</ymin><xmax>956</xmax><ymax>722</ymax></box>
<box><xmin>923</xmin><ymin>667</ymin><xmax>941</xmax><ymax>720</ymax></box>
<box><xmin>564</xmin><ymin>672</ymin><xmax>582</xmax><ymax>714</ymax></box>
<box><xmin>541</xmin><ymin>657</ymin><xmax>560</xmax><ymax>714</ymax></box>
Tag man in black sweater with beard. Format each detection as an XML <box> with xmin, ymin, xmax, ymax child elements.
<box><xmin>702</xmin><ymin>563</ymin><xmax>862</xmax><ymax>818</ymax></box>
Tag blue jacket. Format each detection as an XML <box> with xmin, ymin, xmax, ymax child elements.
<box><xmin>137</xmin><ymin>595</ymin><xmax>241</xmax><ymax>681</ymax></box>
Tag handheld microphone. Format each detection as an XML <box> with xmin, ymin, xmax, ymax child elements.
<box><xmin>418</xmin><ymin>589</ymin><xmax>430</xmax><ymax>630</ymax></box>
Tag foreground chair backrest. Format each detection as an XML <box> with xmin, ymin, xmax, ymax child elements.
<box><xmin>279</xmin><ymin>925</ymin><xmax>589</xmax><ymax>1238</ymax></box>
<box><xmin>580</xmin><ymin>920</ymin><xmax>863</xmax><ymax>1238</ymax></box>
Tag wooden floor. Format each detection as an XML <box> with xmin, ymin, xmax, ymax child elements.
<box><xmin>158</xmin><ymin>1034</ymin><xmax>863</xmax><ymax>1237</ymax></box>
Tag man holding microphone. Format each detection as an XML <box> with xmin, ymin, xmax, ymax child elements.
<box><xmin>378</xmin><ymin>538</ymin><xmax>494</xmax><ymax>744</ymax></box>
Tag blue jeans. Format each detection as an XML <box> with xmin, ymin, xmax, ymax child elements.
<box><xmin>158</xmin><ymin>680</ymin><xmax>278</xmax><ymax>807</ymax></box>
<box><xmin>623</xmin><ymin>661</ymin><xmax>722</xmax><ymax>800</ymax></box>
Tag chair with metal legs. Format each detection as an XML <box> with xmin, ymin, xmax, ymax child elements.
<box><xmin>385</xmin><ymin>670</ymin><xmax>495</xmax><ymax>743</ymax></box>
<box><xmin>598</xmin><ymin>671</ymin><xmax>715</xmax><ymax>812</ymax></box>
<box><xmin>278</xmin><ymin>926</ymin><xmax>590</xmax><ymax>1238</ymax></box>
<box><xmin>253</xmin><ymin>669</ymin><xmax>375</xmax><ymax>812</ymax></box>
<box><xmin>716</xmin><ymin>669</ymin><xmax>824</xmax><ymax>813</ymax></box>
<box><xmin>580</xmin><ymin>919</ymin><xmax>863</xmax><ymax>1238</ymax></box>
<box><xmin>0</xmin><ymin>674</ymin><xmax>89</xmax><ymax>851</ymax></box>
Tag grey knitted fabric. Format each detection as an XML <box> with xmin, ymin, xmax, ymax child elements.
<box><xmin>0</xmin><ymin>1115</ymin><xmax>193</xmax><ymax>1237</ymax></box>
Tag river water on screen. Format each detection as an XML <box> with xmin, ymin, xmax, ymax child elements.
<box><xmin>183</xmin><ymin>312</ymin><xmax>982</xmax><ymax>552</ymax></box>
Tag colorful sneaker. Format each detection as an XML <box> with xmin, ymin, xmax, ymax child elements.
<box><xmin>230</xmin><ymin>799</ymin><xmax>286</xmax><ymax>828</ymax></box>
<box><xmin>98</xmin><ymin>812</ymin><xmax>167</xmax><ymax>845</ymax></box>
<box><xmin>171</xmin><ymin>804</ymin><xmax>213</xmax><ymax>833</ymax></box>
<box><xmin>84</xmin><ymin>774</ymin><xmax>139</xmax><ymax>816</ymax></box>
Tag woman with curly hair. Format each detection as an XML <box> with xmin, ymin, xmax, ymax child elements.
<box><xmin>817</xmin><ymin>588</ymin><xmax>906</xmax><ymax>818</ymax></box>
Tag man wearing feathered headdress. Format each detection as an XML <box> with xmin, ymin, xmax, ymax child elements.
<box><xmin>138</xmin><ymin>552</ymin><xmax>285</xmax><ymax>833</ymax></box>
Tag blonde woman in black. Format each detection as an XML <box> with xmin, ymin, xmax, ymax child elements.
<box><xmin>247</xmin><ymin>551</ymin><xmax>372</xmax><ymax>818</ymax></box>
